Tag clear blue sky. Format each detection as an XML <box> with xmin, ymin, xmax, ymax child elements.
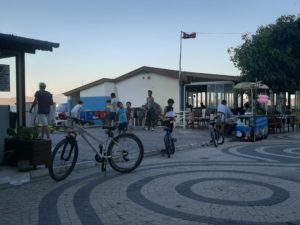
<box><xmin>0</xmin><ymin>0</ymin><xmax>299</xmax><ymax>98</ymax></box>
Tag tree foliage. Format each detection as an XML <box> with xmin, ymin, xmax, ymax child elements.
<box><xmin>228</xmin><ymin>15</ymin><xmax>300</xmax><ymax>93</ymax></box>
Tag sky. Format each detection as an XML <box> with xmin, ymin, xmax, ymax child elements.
<box><xmin>0</xmin><ymin>0</ymin><xmax>299</xmax><ymax>100</ymax></box>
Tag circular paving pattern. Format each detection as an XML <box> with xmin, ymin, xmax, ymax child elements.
<box><xmin>176</xmin><ymin>177</ymin><xmax>289</xmax><ymax>206</ymax></box>
<box><xmin>222</xmin><ymin>143</ymin><xmax>300</xmax><ymax>163</ymax></box>
<box><xmin>38</xmin><ymin>142</ymin><xmax>300</xmax><ymax>225</ymax></box>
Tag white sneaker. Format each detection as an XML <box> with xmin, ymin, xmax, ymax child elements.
<box><xmin>144</xmin><ymin>127</ymin><xmax>149</xmax><ymax>130</ymax></box>
<box><xmin>151</xmin><ymin>127</ymin><xmax>154</xmax><ymax>131</ymax></box>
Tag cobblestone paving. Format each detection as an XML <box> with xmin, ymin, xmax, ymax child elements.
<box><xmin>1</xmin><ymin>133</ymin><xmax>300</xmax><ymax>225</ymax></box>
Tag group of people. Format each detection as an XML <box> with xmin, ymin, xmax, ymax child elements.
<box><xmin>103</xmin><ymin>92</ymin><xmax>133</xmax><ymax>133</ymax></box>
<box><xmin>103</xmin><ymin>90</ymin><xmax>175</xmax><ymax>133</ymax></box>
<box><xmin>29</xmin><ymin>82</ymin><xmax>176</xmax><ymax>139</ymax></box>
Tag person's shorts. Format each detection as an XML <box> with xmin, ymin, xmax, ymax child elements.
<box><xmin>108</xmin><ymin>112</ymin><xmax>116</xmax><ymax>121</ymax></box>
<box><xmin>36</xmin><ymin>114</ymin><xmax>50</xmax><ymax>126</ymax></box>
<box><xmin>118</xmin><ymin>122</ymin><xmax>128</xmax><ymax>131</ymax></box>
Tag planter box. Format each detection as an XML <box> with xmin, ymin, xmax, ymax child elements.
<box><xmin>4</xmin><ymin>139</ymin><xmax>51</xmax><ymax>168</ymax></box>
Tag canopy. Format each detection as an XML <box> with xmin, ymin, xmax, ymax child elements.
<box><xmin>233</xmin><ymin>82</ymin><xmax>269</xmax><ymax>90</ymax></box>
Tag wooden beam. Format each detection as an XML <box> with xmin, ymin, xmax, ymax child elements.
<box><xmin>16</xmin><ymin>52</ymin><xmax>26</xmax><ymax>127</ymax></box>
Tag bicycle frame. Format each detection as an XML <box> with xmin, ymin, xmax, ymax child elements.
<box><xmin>67</xmin><ymin>123</ymin><xmax>115</xmax><ymax>159</ymax></box>
<box><xmin>165</xmin><ymin>127</ymin><xmax>173</xmax><ymax>141</ymax></box>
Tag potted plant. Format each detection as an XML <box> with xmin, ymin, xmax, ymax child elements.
<box><xmin>4</xmin><ymin>127</ymin><xmax>52</xmax><ymax>170</ymax></box>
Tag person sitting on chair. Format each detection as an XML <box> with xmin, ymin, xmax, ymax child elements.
<box><xmin>217</xmin><ymin>100</ymin><xmax>234</xmax><ymax>122</ymax></box>
<box><xmin>217</xmin><ymin>100</ymin><xmax>236</xmax><ymax>135</ymax></box>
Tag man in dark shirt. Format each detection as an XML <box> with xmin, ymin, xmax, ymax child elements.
<box><xmin>29</xmin><ymin>82</ymin><xmax>53</xmax><ymax>139</ymax></box>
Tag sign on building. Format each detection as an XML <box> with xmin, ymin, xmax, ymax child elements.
<box><xmin>0</xmin><ymin>64</ymin><xmax>10</xmax><ymax>92</ymax></box>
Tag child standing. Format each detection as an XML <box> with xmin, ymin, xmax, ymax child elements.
<box><xmin>116</xmin><ymin>101</ymin><xmax>128</xmax><ymax>134</ymax></box>
<box><xmin>126</xmin><ymin>101</ymin><xmax>133</xmax><ymax>130</ymax></box>
<box><xmin>104</xmin><ymin>99</ymin><xmax>112</xmax><ymax>126</ymax></box>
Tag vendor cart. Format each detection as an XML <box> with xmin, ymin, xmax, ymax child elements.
<box><xmin>233</xmin><ymin>82</ymin><xmax>269</xmax><ymax>141</ymax></box>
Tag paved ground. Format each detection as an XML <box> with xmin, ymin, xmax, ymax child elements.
<box><xmin>1</xmin><ymin>129</ymin><xmax>300</xmax><ymax>225</ymax></box>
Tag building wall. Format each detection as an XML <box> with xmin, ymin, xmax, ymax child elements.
<box><xmin>79</xmin><ymin>82</ymin><xmax>116</xmax><ymax>111</ymax></box>
<box><xmin>80</xmin><ymin>96</ymin><xmax>109</xmax><ymax>111</ymax></box>
<box><xmin>116</xmin><ymin>73</ymin><xmax>179</xmax><ymax>112</ymax></box>
<box><xmin>69</xmin><ymin>74</ymin><xmax>180</xmax><ymax>113</ymax></box>
<box><xmin>81</xmin><ymin>82</ymin><xmax>115</xmax><ymax>97</ymax></box>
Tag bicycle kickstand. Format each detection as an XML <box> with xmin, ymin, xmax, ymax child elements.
<box><xmin>101</xmin><ymin>159</ymin><xmax>107</xmax><ymax>176</ymax></box>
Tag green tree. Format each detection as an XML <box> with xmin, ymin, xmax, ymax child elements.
<box><xmin>228</xmin><ymin>15</ymin><xmax>300</xmax><ymax>93</ymax></box>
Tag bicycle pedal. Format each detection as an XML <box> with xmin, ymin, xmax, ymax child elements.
<box><xmin>161</xmin><ymin>149</ymin><xmax>166</xmax><ymax>155</ymax></box>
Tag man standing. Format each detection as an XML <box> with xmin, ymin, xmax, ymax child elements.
<box><xmin>146</xmin><ymin>90</ymin><xmax>155</xmax><ymax>131</ymax></box>
<box><xmin>29</xmin><ymin>82</ymin><xmax>53</xmax><ymax>139</ymax></box>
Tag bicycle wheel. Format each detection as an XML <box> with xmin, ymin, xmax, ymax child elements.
<box><xmin>164</xmin><ymin>134</ymin><xmax>171</xmax><ymax>158</ymax></box>
<box><xmin>210</xmin><ymin>130</ymin><xmax>218</xmax><ymax>147</ymax></box>
<box><xmin>170</xmin><ymin>139</ymin><xmax>175</xmax><ymax>154</ymax></box>
<box><xmin>216</xmin><ymin>132</ymin><xmax>225</xmax><ymax>144</ymax></box>
<box><xmin>48</xmin><ymin>138</ymin><xmax>78</xmax><ymax>181</ymax></box>
<box><xmin>108</xmin><ymin>133</ymin><xmax>144</xmax><ymax>173</ymax></box>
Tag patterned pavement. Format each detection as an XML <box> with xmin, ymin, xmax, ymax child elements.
<box><xmin>1</xmin><ymin>132</ymin><xmax>300</xmax><ymax>225</ymax></box>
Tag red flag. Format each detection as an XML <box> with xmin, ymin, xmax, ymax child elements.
<box><xmin>182</xmin><ymin>32</ymin><xmax>196</xmax><ymax>39</ymax></box>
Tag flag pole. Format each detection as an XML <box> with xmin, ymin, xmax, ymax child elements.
<box><xmin>179</xmin><ymin>31</ymin><xmax>183</xmax><ymax>111</ymax></box>
<box><xmin>179</xmin><ymin>31</ymin><xmax>186</xmax><ymax>127</ymax></box>
<box><xmin>179</xmin><ymin>31</ymin><xmax>183</xmax><ymax>82</ymax></box>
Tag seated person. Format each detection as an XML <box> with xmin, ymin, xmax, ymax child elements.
<box><xmin>217</xmin><ymin>100</ymin><xmax>235</xmax><ymax>123</ymax></box>
<box><xmin>217</xmin><ymin>100</ymin><xmax>236</xmax><ymax>135</ymax></box>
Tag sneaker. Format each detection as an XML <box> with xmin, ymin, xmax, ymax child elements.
<box><xmin>144</xmin><ymin>127</ymin><xmax>149</xmax><ymax>130</ymax></box>
<box><xmin>151</xmin><ymin>128</ymin><xmax>154</xmax><ymax>131</ymax></box>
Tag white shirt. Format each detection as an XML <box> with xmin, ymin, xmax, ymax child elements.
<box><xmin>111</xmin><ymin>98</ymin><xmax>118</xmax><ymax>112</ymax></box>
<box><xmin>71</xmin><ymin>104</ymin><xmax>83</xmax><ymax>118</ymax></box>
<box><xmin>165</xmin><ymin>110</ymin><xmax>175</xmax><ymax>118</ymax></box>
<box><xmin>217</xmin><ymin>103</ymin><xmax>233</xmax><ymax>119</ymax></box>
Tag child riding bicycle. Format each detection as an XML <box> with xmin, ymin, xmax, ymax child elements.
<box><xmin>160</xmin><ymin>98</ymin><xmax>176</xmax><ymax>157</ymax></box>
<box><xmin>162</xmin><ymin>98</ymin><xmax>176</xmax><ymax>131</ymax></box>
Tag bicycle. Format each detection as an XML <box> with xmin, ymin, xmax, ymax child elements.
<box><xmin>48</xmin><ymin>117</ymin><xmax>144</xmax><ymax>181</ymax></box>
<box><xmin>161</xmin><ymin>120</ymin><xmax>176</xmax><ymax>158</ymax></box>
<box><xmin>209</xmin><ymin>114</ymin><xmax>225</xmax><ymax>147</ymax></box>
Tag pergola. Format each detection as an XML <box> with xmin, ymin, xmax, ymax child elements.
<box><xmin>0</xmin><ymin>33</ymin><xmax>59</xmax><ymax>127</ymax></box>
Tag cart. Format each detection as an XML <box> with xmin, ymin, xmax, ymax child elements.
<box><xmin>233</xmin><ymin>82</ymin><xmax>269</xmax><ymax>141</ymax></box>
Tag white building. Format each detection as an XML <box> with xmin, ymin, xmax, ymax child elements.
<box><xmin>63</xmin><ymin>66</ymin><xmax>238</xmax><ymax>114</ymax></box>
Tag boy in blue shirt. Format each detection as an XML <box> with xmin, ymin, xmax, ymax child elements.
<box><xmin>116</xmin><ymin>101</ymin><xmax>128</xmax><ymax>133</ymax></box>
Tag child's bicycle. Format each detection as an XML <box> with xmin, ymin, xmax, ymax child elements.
<box><xmin>209</xmin><ymin>114</ymin><xmax>225</xmax><ymax>147</ymax></box>
<box><xmin>161</xmin><ymin>120</ymin><xmax>176</xmax><ymax>158</ymax></box>
<box><xmin>48</xmin><ymin>117</ymin><xmax>144</xmax><ymax>181</ymax></box>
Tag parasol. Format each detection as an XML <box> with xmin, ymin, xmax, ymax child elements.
<box><xmin>233</xmin><ymin>82</ymin><xmax>269</xmax><ymax>90</ymax></box>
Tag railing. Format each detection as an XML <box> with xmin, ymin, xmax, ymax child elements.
<box><xmin>175</xmin><ymin>111</ymin><xmax>187</xmax><ymax>128</ymax></box>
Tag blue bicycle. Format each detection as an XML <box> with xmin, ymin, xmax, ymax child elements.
<box><xmin>161</xmin><ymin>121</ymin><xmax>176</xmax><ymax>158</ymax></box>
